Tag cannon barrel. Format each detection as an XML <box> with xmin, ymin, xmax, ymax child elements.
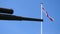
<box><xmin>0</xmin><ymin>14</ymin><xmax>43</xmax><ymax>22</ymax></box>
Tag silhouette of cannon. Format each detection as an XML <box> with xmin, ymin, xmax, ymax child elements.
<box><xmin>0</xmin><ymin>8</ymin><xmax>43</xmax><ymax>22</ymax></box>
<box><xmin>0</xmin><ymin>14</ymin><xmax>43</xmax><ymax>22</ymax></box>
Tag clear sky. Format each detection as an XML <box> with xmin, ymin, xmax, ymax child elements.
<box><xmin>0</xmin><ymin>0</ymin><xmax>60</xmax><ymax>34</ymax></box>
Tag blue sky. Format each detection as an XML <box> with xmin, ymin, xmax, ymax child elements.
<box><xmin>0</xmin><ymin>0</ymin><xmax>60</xmax><ymax>34</ymax></box>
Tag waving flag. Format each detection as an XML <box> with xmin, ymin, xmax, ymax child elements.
<box><xmin>42</xmin><ymin>4</ymin><xmax>54</xmax><ymax>21</ymax></box>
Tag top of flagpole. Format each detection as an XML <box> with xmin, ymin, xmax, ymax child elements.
<box><xmin>41</xmin><ymin>3</ymin><xmax>43</xmax><ymax>19</ymax></box>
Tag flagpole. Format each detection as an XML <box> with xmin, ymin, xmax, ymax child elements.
<box><xmin>41</xmin><ymin>3</ymin><xmax>43</xmax><ymax>34</ymax></box>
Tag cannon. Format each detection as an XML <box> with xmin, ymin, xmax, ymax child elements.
<box><xmin>0</xmin><ymin>8</ymin><xmax>43</xmax><ymax>22</ymax></box>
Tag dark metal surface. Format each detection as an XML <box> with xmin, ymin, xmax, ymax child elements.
<box><xmin>0</xmin><ymin>14</ymin><xmax>43</xmax><ymax>22</ymax></box>
<box><xmin>0</xmin><ymin>8</ymin><xmax>13</xmax><ymax>14</ymax></box>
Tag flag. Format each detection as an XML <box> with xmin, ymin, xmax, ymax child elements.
<box><xmin>41</xmin><ymin>4</ymin><xmax>54</xmax><ymax>21</ymax></box>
